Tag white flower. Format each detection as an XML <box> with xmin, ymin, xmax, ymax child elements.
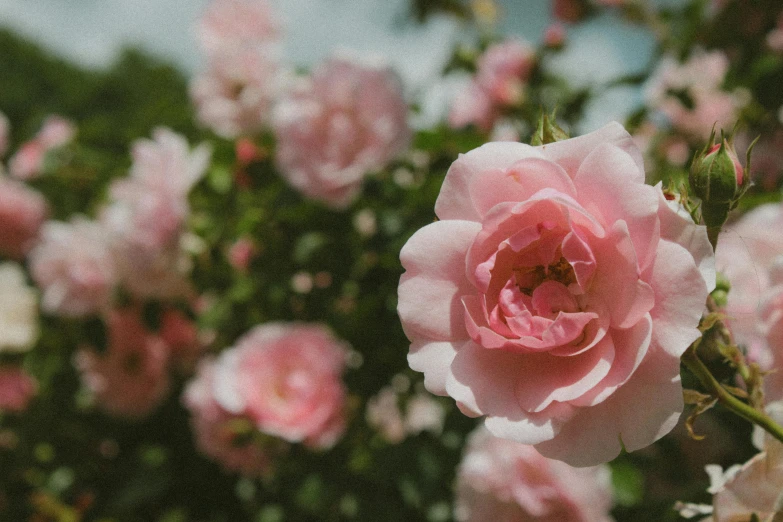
<box><xmin>0</xmin><ymin>262</ymin><xmax>39</xmax><ymax>352</ymax></box>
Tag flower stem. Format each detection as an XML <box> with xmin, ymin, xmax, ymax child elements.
<box><xmin>681</xmin><ymin>344</ymin><xmax>783</xmax><ymax>444</ymax></box>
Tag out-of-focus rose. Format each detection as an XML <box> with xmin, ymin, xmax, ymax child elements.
<box><xmin>0</xmin><ymin>263</ymin><xmax>39</xmax><ymax>352</ymax></box>
<box><xmin>454</xmin><ymin>426</ymin><xmax>614</xmax><ymax>521</ymax></box>
<box><xmin>398</xmin><ymin>122</ymin><xmax>715</xmax><ymax>466</ymax></box>
<box><xmin>184</xmin><ymin>358</ymin><xmax>277</xmax><ymax>476</ymax></box>
<box><xmin>197</xmin><ymin>0</ymin><xmax>280</xmax><ymax>58</ymax></box>
<box><xmin>8</xmin><ymin>115</ymin><xmax>76</xmax><ymax>180</ymax></box>
<box><xmin>160</xmin><ymin>308</ymin><xmax>203</xmax><ymax>372</ymax></box>
<box><xmin>682</xmin><ymin>403</ymin><xmax>783</xmax><ymax>521</ymax></box>
<box><xmin>366</xmin><ymin>384</ymin><xmax>446</xmax><ymax>443</ymax></box>
<box><xmin>758</xmin><ymin>278</ymin><xmax>783</xmax><ymax>400</ymax></box>
<box><xmin>715</xmin><ymin>202</ymin><xmax>783</xmax><ymax>367</ymax></box>
<box><xmin>543</xmin><ymin>23</ymin><xmax>566</xmax><ymax>49</ymax></box>
<box><xmin>449</xmin><ymin>39</ymin><xmax>536</xmax><ymax>132</ymax></box>
<box><xmin>190</xmin><ymin>47</ymin><xmax>283</xmax><ymax>139</ymax></box>
<box><xmin>0</xmin><ymin>176</ymin><xmax>48</xmax><ymax>259</ymax></box>
<box><xmin>273</xmin><ymin>52</ymin><xmax>410</xmax><ymax>208</ymax></box>
<box><xmin>210</xmin><ymin>323</ymin><xmax>348</xmax><ymax>448</ymax></box>
<box><xmin>29</xmin><ymin>217</ymin><xmax>115</xmax><ymax>318</ymax></box>
<box><xmin>0</xmin><ymin>366</ymin><xmax>37</xmax><ymax>413</ymax></box>
<box><xmin>645</xmin><ymin>50</ymin><xmax>746</xmax><ymax>141</ymax></box>
<box><xmin>103</xmin><ymin>128</ymin><xmax>210</xmax><ymax>300</ymax></box>
<box><xmin>552</xmin><ymin>0</ymin><xmax>587</xmax><ymax>23</ymax></box>
<box><xmin>74</xmin><ymin>309</ymin><xmax>170</xmax><ymax>419</ymax></box>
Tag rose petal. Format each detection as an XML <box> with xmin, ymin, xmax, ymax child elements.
<box><xmin>408</xmin><ymin>339</ymin><xmax>464</xmax><ymax>396</ymax></box>
<box><xmin>435</xmin><ymin>142</ymin><xmax>545</xmax><ymax>221</ymax></box>
<box><xmin>399</xmin><ymin>220</ymin><xmax>481</xmax><ymax>341</ymax></box>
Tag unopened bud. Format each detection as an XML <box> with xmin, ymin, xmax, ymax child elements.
<box><xmin>689</xmin><ymin>139</ymin><xmax>744</xmax><ymax>205</ymax></box>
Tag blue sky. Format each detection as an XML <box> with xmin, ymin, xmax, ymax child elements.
<box><xmin>0</xmin><ymin>0</ymin><xmax>656</xmax><ymax>131</ymax></box>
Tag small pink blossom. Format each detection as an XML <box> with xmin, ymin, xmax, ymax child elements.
<box><xmin>366</xmin><ymin>386</ymin><xmax>406</xmax><ymax>444</ymax></box>
<box><xmin>29</xmin><ymin>217</ymin><xmax>115</xmax><ymax>318</ymax></box>
<box><xmin>8</xmin><ymin>116</ymin><xmax>76</xmax><ymax>180</ymax></box>
<box><xmin>543</xmin><ymin>23</ymin><xmax>566</xmax><ymax>48</ymax></box>
<box><xmin>645</xmin><ymin>50</ymin><xmax>746</xmax><ymax>141</ymax></box>
<box><xmin>75</xmin><ymin>309</ymin><xmax>170</xmax><ymax>419</ymax></box>
<box><xmin>454</xmin><ymin>426</ymin><xmax>614</xmax><ymax>521</ymax></box>
<box><xmin>273</xmin><ymin>53</ymin><xmax>411</xmax><ymax>208</ymax></box>
<box><xmin>211</xmin><ymin>323</ymin><xmax>348</xmax><ymax>448</ymax></box>
<box><xmin>0</xmin><ymin>366</ymin><xmax>37</xmax><ymax>413</ymax></box>
<box><xmin>103</xmin><ymin>128</ymin><xmax>210</xmax><ymax>300</ymax></box>
<box><xmin>197</xmin><ymin>0</ymin><xmax>280</xmax><ymax>58</ymax></box>
<box><xmin>398</xmin><ymin>122</ymin><xmax>714</xmax><ymax>466</ymax></box>
<box><xmin>449</xmin><ymin>40</ymin><xmax>536</xmax><ymax>132</ymax></box>
<box><xmin>0</xmin><ymin>176</ymin><xmax>48</xmax><ymax>259</ymax></box>
<box><xmin>190</xmin><ymin>47</ymin><xmax>283</xmax><ymax>139</ymax></box>
<box><xmin>160</xmin><ymin>309</ymin><xmax>203</xmax><ymax>372</ymax></box>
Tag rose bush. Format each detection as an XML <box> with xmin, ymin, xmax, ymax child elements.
<box><xmin>398</xmin><ymin>122</ymin><xmax>715</xmax><ymax>466</ymax></box>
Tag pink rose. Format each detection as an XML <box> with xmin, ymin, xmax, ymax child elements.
<box><xmin>454</xmin><ymin>426</ymin><xmax>614</xmax><ymax>521</ymax></box>
<box><xmin>715</xmin><ymin>203</ymin><xmax>783</xmax><ymax>367</ymax></box>
<box><xmin>197</xmin><ymin>0</ymin><xmax>280</xmax><ymax>58</ymax></box>
<box><xmin>449</xmin><ymin>39</ymin><xmax>536</xmax><ymax>132</ymax></box>
<box><xmin>160</xmin><ymin>308</ymin><xmax>203</xmax><ymax>372</ymax></box>
<box><xmin>209</xmin><ymin>323</ymin><xmax>348</xmax><ymax>448</ymax></box>
<box><xmin>0</xmin><ymin>366</ymin><xmax>37</xmax><ymax>413</ymax></box>
<box><xmin>8</xmin><ymin>115</ymin><xmax>76</xmax><ymax>180</ymax></box>
<box><xmin>184</xmin><ymin>358</ymin><xmax>278</xmax><ymax>476</ymax></box>
<box><xmin>273</xmin><ymin>53</ymin><xmax>411</xmax><ymax>208</ymax></box>
<box><xmin>190</xmin><ymin>47</ymin><xmax>283</xmax><ymax>139</ymax></box>
<box><xmin>227</xmin><ymin>237</ymin><xmax>254</xmax><ymax>272</ymax></box>
<box><xmin>29</xmin><ymin>217</ymin><xmax>115</xmax><ymax>318</ymax></box>
<box><xmin>102</xmin><ymin>129</ymin><xmax>210</xmax><ymax>300</ymax></box>
<box><xmin>74</xmin><ymin>309</ymin><xmax>170</xmax><ymax>419</ymax></box>
<box><xmin>0</xmin><ymin>176</ymin><xmax>48</xmax><ymax>259</ymax></box>
<box><xmin>398</xmin><ymin>122</ymin><xmax>714</xmax><ymax>466</ymax></box>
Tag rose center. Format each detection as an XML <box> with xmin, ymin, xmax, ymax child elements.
<box><xmin>513</xmin><ymin>255</ymin><xmax>576</xmax><ymax>296</ymax></box>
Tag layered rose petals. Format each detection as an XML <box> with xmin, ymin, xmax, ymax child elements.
<box><xmin>398</xmin><ymin>122</ymin><xmax>714</xmax><ymax>466</ymax></box>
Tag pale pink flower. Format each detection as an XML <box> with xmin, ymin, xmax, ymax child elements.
<box><xmin>184</xmin><ymin>358</ymin><xmax>277</xmax><ymax>476</ymax></box>
<box><xmin>197</xmin><ymin>0</ymin><xmax>280</xmax><ymax>58</ymax></box>
<box><xmin>29</xmin><ymin>217</ymin><xmax>115</xmax><ymax>318</ymax></box>
<box><xmin>404</xmin><ymin>392</ymin><xmax>446</xmax><ymax>436</ymax></box>
<box><xmin>0</xmin><ymin>112</ymin><xmax>9</xmax><ymax>158</ymax></box>
<box><xmin>211</xmin><ymin>323</ymin><xmax>348</xmax><ymax>448</ymax></box>
<box><xmin>686</xmin><ymin>403</ymin><xmax>783</xmax><ymax>521</ymax></box>
<box><xmin>715</xmin><ymin>203</ymin><xmax>783</xmax><ymax>367</ymax></box>
<box><xmin>103</xmin><ymin>129</ymin><xmax>210</xmax><ymax>300</ymax></box>
<box><xmin>398</xmin><ymin>122</ymin><xmax>715</xmax><ymax>466</ymax></box>
<box><xmin>75</xmin><ymin>309</ymin><xmax>170</xmax><ymax>419</ymax></box>
<box><xmin>0</xmin><ymin>176</ymin><xmax>48</xmax><ymax>259</ymax></box>
<box><xmin>645</xmin><ymin>50</ymin><xmax>745</xmax><ymax>141</ymax></box>
<box><xmin>449</xmin><ymin>39</ymin><xmax>536</xmax><ymax>131</ymax></box>
<box><xmin>190</xmin><ymin>47</ymin><xmax>283</xmax><ymax>138</ymax></box>
<box><xmin>454</xmin><ymin>426</ymin><xmax>614</xmax><ymax>521</ymax></box>
<box><xmin>0</xmin><ymin>366</ymin><xmax>37</xmax><ymax>413</ymax></box>
<box><xmin>8</xmin><ymin>115</ymin><xmax>75</xmax><ymax>180</ymax></box>
<box><xmin>366</xmin><ymin>386</ymin><xmax>406</xmax><ymax>443</ymax></box>
<box><xmin>0</xmin><ymin>263</ymin><xmax>39</xmax><ymax>353</ymax></box>
<box><xmin>273</xmin><ymin>53</ymin><xmax>411</xmax><ymax>208</ymax></box>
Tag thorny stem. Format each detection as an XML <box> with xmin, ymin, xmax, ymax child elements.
<box><xmin>682</xmin><ymin>345</ymin><xmax>783</xmax><ymax>444</ymax></box>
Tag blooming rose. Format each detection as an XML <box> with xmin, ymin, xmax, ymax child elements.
<box><xmin>197</xmin><ymin>0</ymin><xmax>280</xmax><ymax>58</ymax></box>
<box><xmin>74</xmin><ymin>309</ymin><xmax>170</xmax><ymax>419</ymax></box>
<box><xmin>0</xmin><ymin>263</ymin><xmax>39</xmax><ymax>352</ymax></box>
<box><xmin>398</xmin><ymin>122</ymin><xmax>714</xmax><ymax>466</ymax></box>
<box><xmin>273</xmin><ymin>52</ymin><xmax>411</xmax><ymax>208</ymax></box>
<box><xmin>29</xmin><ymin>217</ymin><xmax>115</xmax><ymax>317</ymax></box>
<box><xmin>208</xmin><ymin>323</ymin><xmax>348</xmax><ymax>448</ymax></box>
<box><xmin>454</xmin><ymin>426</ymin><xmax>614</xmax><ymax>521</ymax></box>
<box><xmin>0</xmin><ymin>176</ymin><xmax>48</xmax><ymax>259</ymax></box>
<box><xmin>102</xmin><ymin>128</ymin><xmax>210</xmax><ymax>300</ymax></box>
<box><xmin>0</xmin><ymin>366</ymin><xmax>38</xmax><ymax>413</ymax></box>
<box><xmin>8</xmin><ymin>115</ymin><xmax>76</xmax><ymax>180</ymax></box>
